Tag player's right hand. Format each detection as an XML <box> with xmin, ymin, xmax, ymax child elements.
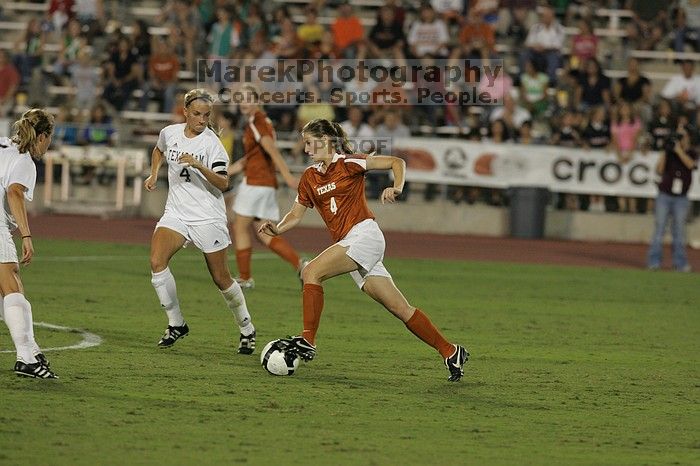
<box><xmin>144</xmin><ymin>175</ymin><xmax>157</xmax><ymax>191</ymax></box>
<box><xmin>258</xmin><ymin>221</ymin><xmax>279</xmax><ymax>237</ymax></box>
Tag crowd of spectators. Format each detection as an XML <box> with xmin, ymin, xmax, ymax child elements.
<box><xmin>0</xmin><ymin>0</ymin><xmax>698</xmax><ymax>211</ymax></box>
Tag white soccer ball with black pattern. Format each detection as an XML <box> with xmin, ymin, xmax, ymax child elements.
<box><xmin>261</xmin><ymin>340</ymin><xmax>300</xmax><ymax>376</ymax></box>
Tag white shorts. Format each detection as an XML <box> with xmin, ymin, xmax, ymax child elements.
<box><xmin>232</xmin><ymin>178</ymin><xmax>280</xmax><ymax>221</ymax></box>
<box><xmin>0</xmin><ymin>228</ymin><xmax>18</xmax><ymax>263</ymax></box>
<box><xmin>155</xmin><ymin>214</ymin><xmax>231</xmax><ymax>253</ymax></box>
<box><xmin>338</xmin><ymin>219</ymin><xmax>392</xmax><ymax>289</ymax></box>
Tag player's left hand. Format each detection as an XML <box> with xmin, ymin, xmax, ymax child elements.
<box><xmin>258</xmin><ymin>221</ymin><xmax>279</xmax><ymax>236</ymax></box>
<box><xmin>178</xmin><ymin>153</ymin><xmax>201</xmax><ymax>170</ymax></box>
<box><xmin>20</xmin><ymin>236</ymin><xmax>33</xmax><ymax>266</ymax></box>
<box><xmin>380</xmin><ymin>187</ymin><xmax>401</xmax><ymax>204</ymax></box>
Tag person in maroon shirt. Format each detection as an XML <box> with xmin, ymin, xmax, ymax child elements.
<box><xmin>0</xmin><ymin>50</ymin><xmax>20</xmax><ymax>117</ymax></box>
<box><xmin>647</xmin><ymin>125</ymin><xmax>698</xmax><ymax>271</ymax></box>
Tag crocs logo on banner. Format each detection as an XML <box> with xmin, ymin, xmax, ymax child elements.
<box><xmin>316</xmin><ymin>182</ymin><xmax>337</xmax><ymax>195</ymax></box>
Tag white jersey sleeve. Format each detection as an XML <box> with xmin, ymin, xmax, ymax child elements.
<box><xmin>156</xmin><ymin>127</ymin><xmax>167</xmax><ymax>152</ymax></box>
<box><xmin>7</xmin><ymin>156</ymin><xmax>37</xmax><ymax>201</ymax></box>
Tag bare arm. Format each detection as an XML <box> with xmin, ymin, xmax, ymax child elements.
<box><xmin>260</xmin><ymin>135</ymin><xmax>298</xmax><ymax>188</ymax></box>
<box><xmin>227</xmin><ymin>158</ymin><xmax>246</xmax><ymax>176</ymax></box>
<box><xmin>656</xmin><ymin>152</ymin><xmax>666</xmax><ymax>175</ymax></box>
<box><xmin>7</xmin><ymin>183</ymin><xmax>33</xmax><ymax>265</ymax></box>
<box><xmin>178</xmin><ymin>153</ymin><xmax>229</xmax><ymax>192</ymax></box>
<box><xmin>258</xmin><ymin>202</ymin><xmax>308</xmax><ymax>237</ymax></box>
<box><xmin>674</xmin><ymin>143</ymin><xmax>697</xmax><ymax>170</ymax></box>
<box><xmin>366</xmin><ymin>155</ymin><xmax>406</xmax><ymax>204</ymax></box>
<box><xmin>144</xmin><ymin>146</ymin><xmax>164</xmax><ymax>191</ymax></box>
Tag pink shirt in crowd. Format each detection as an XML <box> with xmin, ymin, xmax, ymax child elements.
<box><xmin>611</xmin><ymin>118</ymin><xmax>641</xmax><ymax>152</ymax></box>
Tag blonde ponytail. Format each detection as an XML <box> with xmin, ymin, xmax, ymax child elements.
<box><xmin>11</xmin><ymin>108</ymin><xmax>55</xmax><ymax>156</ymax></box>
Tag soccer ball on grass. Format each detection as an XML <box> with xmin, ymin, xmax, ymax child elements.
<box><xmin>260</xmin><ymin>339</ymin><xmax>300</xmax><ymax>376</ymax></box>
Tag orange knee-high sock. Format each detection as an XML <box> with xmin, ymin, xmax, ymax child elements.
<box><xmin>236</xmin><ymin>247</ymin><xmax>252</xmax><ymax>280</ymax></box>
<box><xmin>405</xmin><ymin>309</ymin><xmax>455</xmax><ymax>358</ymax></box>
<box><xmin>301</xmin><ymin>283</ymin><xmax>324</xmax><ymax>345</ymax></box>
<box><xmin>268</xmin><ymin>236</ymin><xmax>301</xmax><ymax>269</ymax></box>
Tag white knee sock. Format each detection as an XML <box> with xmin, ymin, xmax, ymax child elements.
<box><xmin>3</xmin><ymin>293</ymin><xmax>36</xmax><ymax>363</ymax></box>
<box><xmin>220</xmin><ymin>282</ymin><xmax>254</xmax><ymax>335</ymax></box>
<box><xmin>151</xmin><ymin>268</ymin><xmax>184</xmax><ymax>327</ymax></box>
<box><xmin>23</xmin><ymin>298</ymin><xmax>42</xmax><ymax>356</ymax></box>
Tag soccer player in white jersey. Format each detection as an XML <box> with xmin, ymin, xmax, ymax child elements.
<box><xmin>144</xmin><ymin>88</ymin><xmax>257</xmax><ymax>353</ymax></box>
<box><xmin>0</xmin><ymin>109</ymin><xmax>57</xmax><ymax>378</ymax></box>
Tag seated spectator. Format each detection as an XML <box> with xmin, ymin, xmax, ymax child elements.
<box><xmin>517</xmin><ymin>120</ymin><xmax>535</xmax><ymax>144</ymax></box>
<box><xmin>162</xmin><ymin>0</ymin><xmax>200</xmax><ymax>70</ymax></box>
<box><xmin>407</xmin><ymin>4</ymin><xmax>449</xmax><ymax>58</ymax></box>
<box><xmin>660</xmin><ymin>59</ymin><xmax>700</xmax><ymax>114</ymax></box>
<box><xmin>297</xmin><ymin>6</ymin><xmax>325</xmax><ymax>46</ymax></box>
<box><xmin>0</xmin><ymin>50</ymin><xmax>20</xmax><ymax>117</ymax></box>
<box><xmin>141</xmin><ymin>39</ymin><xmax>180</xmax><ymax>113</ymax></box>
<box><xmin>368</xmin><ymin>5</ymin><xmax>406</xmax><ymax>59</ymax></box>
<box><xmin>52</xmin><ymin>105</ymin><xmax>79</xmax><ymax>146</ymax></box>
<box><xmin>551</xmin><ymin>111</ymin><xmax>581</xmax><ymax>148</ymax></box>
<box><xmin>102</xmin><ymin>36</ymin><xmax>141</xmax><ymax>111</ymax></box>
<box><xmin>519</xmin><ymin>5</ymin><xmax>564</xmax><ymax>84</ymax></box>
<box><xmin>341</xmin><ymin>106</ymin><xmax>374</xmax><ymax>140</ymax></box>
<box><xmin>208</xmin><ymin>5</ymin><xmax>241</xmax><ymax>59</ymax></box>
<box><xmin>489</xmin><ymin>94</ymin><xmax>531</xmax><ymax>136</ymax></box>
<box><xmin>54</xmin><ymin>18</ymin><xmax>84</xmax><ymax>78</ymax></box>
<box><xmin>614</xmin><ymin>58</ymin><xmax>651</xmax><ymax>105</ymax></box>
<box><xmin>570</xmin><ymin>20</ymin><xmax>597</xmax><ymax>70</ymax></box>
<box><xmin>611</xmin><ymin>102</ymin><xmax>642</xmax><ymax>213</ymax></box>
<box><xmin>554</xmin><ymin>67</ymin><xmax>578</xmax><ymax>111</ymax></box>
<box><xmin>375</xmin><ymin>110</ymin><xmax>411</xmax><ymax>139</ymax></box>
<box><xmin>575</xmin><ymin>58</ymin><xmax>611</xmax><ymax>111</ymax></box>
<box><xmin>520</xmin><ymin>59</ymin><xmax>549</xmax><ymax>118</ymax></box>
<box><xmin>13</xmin><ymin>18</ymin><xmax>45</xmax><ymax>85</ymax></box>
<box><xmin>431</xmin><ymin>0</ymin><xmax>465</xmax><ymax>24</ymax></box>
<box><xmin>498</xmin><ymin>3</ymin><xmax>536</xmax><ymax>45</ymax></box>
<box><xmin>129</xmin><ymin>19</ymin><xmax>152</xmax><ymax>67</ymax></box>
<box><xmin>74</xmin><ymin>0</ymin><xmax>105</xmax><ymax>38</ymax></box>
<box><xmin>385</xmin><ymin>0</ymin><xmax>406</xmax><ymax>28</ymax></box>
<box><xmin>70</xmin><ymin>47</ymin><xmax>100</xmax><ymax>113</ymax></box>
<box><xmin>273</xmin><ymin>17</ymin><xmax>304</xmax><ymax>59</ymax></box>
<box><xmin>648</xmin><ymin>99</ymin><xmax>675</xmax><ymax>152</ymax></box>
<box><xmin>674</xmin><ymin>4</ymin><xmax>700</xmax><ymax>52</ymax></box>
<box><xmin>582</xmin><ymin>106</ymin><xmax>611</xmax><ymax>149</ymax></box>
<box><xmin>268</xmin><ymin>6</ymin><xmax>291</xmax><ymax>42</ymax></box>
<box><xmin>80</xmin><ymin>102</ymin><xmax>116</xmax><ymax>146</ymax></box>
<box><xmin>241</xmin><ymin>4</ymin><xmax>267</xmax><ymax>48</ymax></box>
<box><xmin>48</xmin><ymin>0</ymin><xmax>75</xmax><ymax>33</ymax></box>
<box><xmin>331</xmin><ymin>1</ymin><xmax>365</xmax><ymax>58</ymax></box>
<box><xmin>453</xmin><ymin>8</ymin><xmax>495</xmax><ymax>60</ymax></box>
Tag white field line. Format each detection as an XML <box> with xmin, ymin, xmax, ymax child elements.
<box><xmin>34</xmin><ymin>252</ymin><xmax>279</xmax><ymax>262</ymax></box>
<box><xmin>0</xmin><ymin>321</ymin><xmax>103</xmax><ymax>353</ymax></box>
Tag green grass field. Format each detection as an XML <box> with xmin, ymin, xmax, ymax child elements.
<box><xmin>0</xmin><ymin>239</ymin><xmax>698</xmax><ymax>465</ymax></box>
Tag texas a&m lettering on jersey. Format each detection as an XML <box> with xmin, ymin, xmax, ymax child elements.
<box><xmin>156</xmin><ymin>123</ymin><xmax>229</xmax><ymax>224</ymax></box>
<box><xmin>296</xmin><ymin>153</ymin><xmax>375</xmax><ymax>242</ymax></box>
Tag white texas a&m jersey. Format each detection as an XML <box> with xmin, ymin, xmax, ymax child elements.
<box><xmin>0</xmin><ymin>137</ymin><xmax>36</xmax><ymax>230</ymax></box>
<box><xmin>157</xmin><ymin>124</ymin><xmax>229</xmax><ymax>224</ymax></box>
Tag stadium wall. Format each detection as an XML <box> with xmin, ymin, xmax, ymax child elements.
<box><xmin>29</xmin><ymin>183</ymin><xmax>700</xmax><ymax>246</ymax></box>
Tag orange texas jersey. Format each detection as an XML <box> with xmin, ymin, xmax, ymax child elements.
<box><xmin>296</xmin><ymin>153</ymin><xmax>375</xmax><ymax>242</ymax></box>
<box><xmin>243</xmin><ymin>110</ymin><xmax>277</xmax><ymax>188</ymax></box>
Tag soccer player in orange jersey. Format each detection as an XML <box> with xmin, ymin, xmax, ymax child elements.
<box><xmin>258</xmin><ymin>118</ymin><xmax>468</xmax><ymax>382</ymax></box>
<box><xmin>229</xmin><ymin>85</ymin><xmax>305</xmax><ymax>289</ymax></box>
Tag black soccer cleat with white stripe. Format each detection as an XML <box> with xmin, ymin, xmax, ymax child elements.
<box><xmin>14</xmin><ymin>360</ymin><xmax>58</xmax><ymax>379</ymax></box>
<box><xmin>238</xmin><ymin>330</ymin><xmax>256</xmax><ymax>355</ymax></box>
<box><xmin>35</xmin><ymin>352</ymin><xmax>50</xmax><ymax>368</ymax></box>
<box><xmin>158</xmin><ymin>323</ymin><xmax>189</xmax><ymax>348</ymax></box>
<box><xmin>445</xmin><ymin>345</ymin><xmax>469</xmax><ymax>382</ymax></box>
<box><xmin>285</xmin><ymin>335</ymin><xmax>317</xmax><ymax>362</ymax></box>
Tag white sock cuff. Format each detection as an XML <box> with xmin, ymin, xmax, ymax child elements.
<box><xmin>151</xmin><ymin>267</ymin><xmax>173</xmax><ymax>283</ymax></box>
<box><xmin>4</xmin><ymin>292</ymin><xmax>26</xmax><ymax>309</ymax></box>
<box><xmin>220</xmin><ymin>282</ymin><xmax>241</xmax><ymax>297</ymax></box>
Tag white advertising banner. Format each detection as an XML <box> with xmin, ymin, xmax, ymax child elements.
<box><xmin>392</xmin><ymin>138</ymin><xmax>700</xmax><ymax>200</ymax></box>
